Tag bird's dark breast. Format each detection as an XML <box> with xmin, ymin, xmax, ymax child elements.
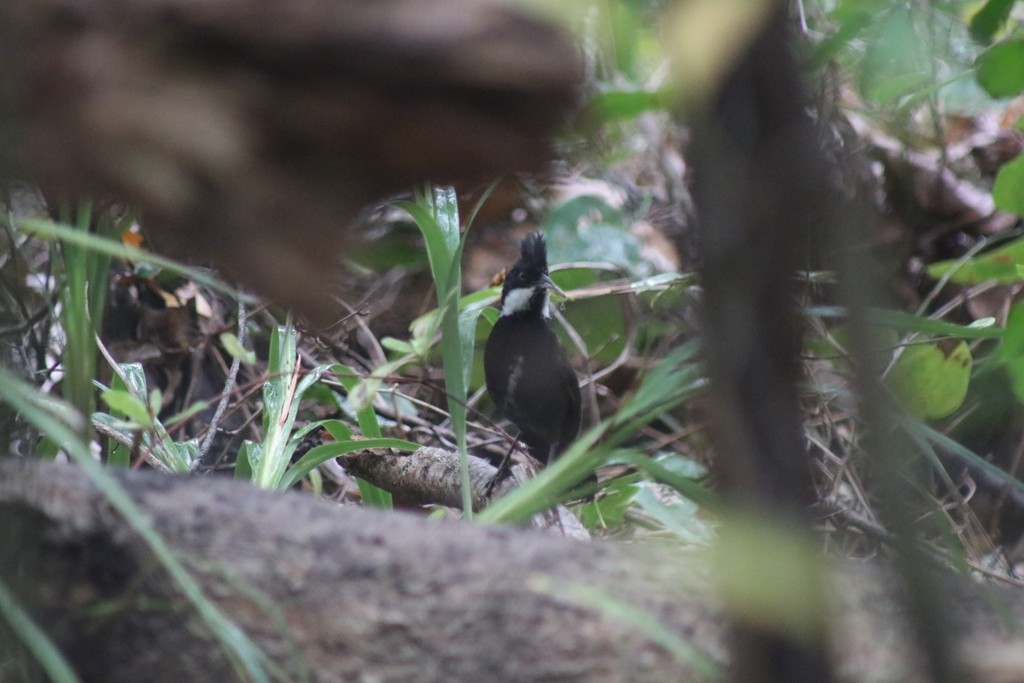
<box><xmin>484</xmin><ymin>316</ymin><xmax>581</xmax><ymax>463</ymax></box>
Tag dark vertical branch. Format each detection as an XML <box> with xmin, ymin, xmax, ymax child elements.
<box><xmin>832</xmin><ymin>139</ymin><xmax>966</xmax><ymax>683</ymax></box>
<box><xmin>682</xmin><ymin>3</ymin><xmax>962</xmax><ymax>682</ymax></box>
<box><xmin>682</xmin><ymin>6</ymin><xmax>835</xmax><ymax>683</ymax></box>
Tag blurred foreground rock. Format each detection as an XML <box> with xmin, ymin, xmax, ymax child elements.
<box><xmin>3</xmin><ymin>459</ymin><xmax>1024</xmax><ymax>682</ymax></box>
<box><xmin>0</xmin><ymin>0</ymin><xmax>581</xmax><ymax>321</ymax></box>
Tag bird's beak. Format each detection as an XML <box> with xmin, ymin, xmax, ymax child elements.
<box><xmin>541</xmin><ymin>274</ymin><xmax>569</xmax><ymax>300</ymax></box>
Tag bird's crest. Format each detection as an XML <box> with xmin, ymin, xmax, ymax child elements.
<box><xmin>516</xmin><ymin>232</ymin><xmax>549</xmax><ymax>272</ymax></box>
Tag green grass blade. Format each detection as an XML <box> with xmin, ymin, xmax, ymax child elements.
<box><xmin>280</xmin><ymin>438</ymin><xmax>419</xmax><ymax>489</ymax></box>
<box><xmin>0</xmin><ymin>574</ymin><xmax>83</xmax><ymax>683</ymax></box>
<box><xmin>328</xmin><ymin>365</ymin><xmax>394</xmax><ymax>506</ymax></box>
<box><xmin>18</xmin><ymin>217</ymin><xmax>254</xmax><ymax>303</ymax></box>
<box><xmin>396</xmin><ymin>186</ymin><xmax>474</xmax><ymax>517</ymax></box>
<box><xmin>254</xmin><ymin>320</ymin><xmax>307</xmax><ymax>489</ymax></box>
<box><xmin>534</xmin><ymin>578</ymin><xmax>721</xmax><ymax>678</ymax></box>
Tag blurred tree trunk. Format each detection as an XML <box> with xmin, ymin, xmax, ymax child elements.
<box><xmin>683</xmin><ymin>4</ymin><xmax>839</xmax><ymax>682</ymax></box>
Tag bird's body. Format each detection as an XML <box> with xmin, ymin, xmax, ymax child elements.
<box><xmin>484</xmin><ymin>233</ymin><xmax>581</xmax><ymax>464</ymax></box>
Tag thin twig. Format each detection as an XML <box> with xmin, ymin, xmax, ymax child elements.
<box><xmin>192</xmin><ymin>299</ymin><xmax>247</xmax><ymax>471</ymax></box>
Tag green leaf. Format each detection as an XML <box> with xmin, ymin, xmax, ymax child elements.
<box><xmin>321</xmin><ymin>419</ymin><xmax>353</xmax><ymax>442</ymax></box>
<box><xmin>381</xmin><ymin>337</ymin><xmax>414</xmax><ymax>354</ymax></box>
<box><xmin>116</xmin><ymin>362</ymin><xmax>149</xmax><ymax>397</ymax></box>
<box><xmin>859</xmin><ymin>7</ymin><xmax>931</xmax><ymax>104</ymax></box>
<box><xmin>861</xmin><ymin>308</ymin><xmax>1004</xmax><ymax>339</ymax></box>
<box><xmin>220</xmin><ymin>332</ymin><xmax>256</xmax><ymax>364</ymax></box>
<box><xmin>235</xmin><ymin>442</ymin><xmax>254</xmax><ymax>480</ymax></box>
<box><xmin>634</xmin><ymin>483</ymin><xmax>715</xmax><ymax>545</ymax></box>
<box><xmin>254</xmin><ymin>318</ymin><xmax>323</xmax><ymax>489</ymax></box>
<box><xmin>993</xmin><ymin>154</ymin><xmax>1024</xmax><ymax>216</ymax></box>
<box><xmin>163</xmin><ymin>400</ymin><xmax>211</xmax><ymax>426</ymax></box>
<box><xmin>331</xmin><ymin>365</ymin><xmax>382</xmax><ymax>439</ymax></box>
<box><xmin>927</xmin><ymin>234</ymin><xmax>1024</xmax><ymax>284</ymax></box>
<box><xmin>589</xmin><ymin>88</ymin><xmax>670</xmax><ymax>122</ymax></box>
<box><xmin>577</xmin><ymin>475</ymin><xmax>640</xmax><ymax>529</ymax></box>
<box><xmin>969</xmin><ymin>0</ymin><xmax>1016</xmax><ymax>44</ymax></box>
<box><xmin>616</xmin><ymin>340</ymin><xmax>703</xmax><ymax>425</ymax></box>
<box><xmin>999</xmin><ymin>300</ymin><xmax>1024</xmax><ymax>402</ymax></box>
<box><xmin>810</xmin><ymin>9</ymin><xmax>873</xmax><ymax>68</ymax></box>
<box><xmin>148</xmin><ymin>388</ymin><xmax>162</xmax><ymax>416</ymax></box>
<box><xmin>101</xmin><ymin>389</ymin><xmax>152</xmax><ymax>427</ymax></box>
<box><xmin>886</xmin><ymin>340</ymin><xmax>972</xmax><ymax>419</ymax></box>
<box><xmin>171</xmin><ymin>440</ymin><xmax>200</xmax><ymax>468</ymax></box>
<box><xmin>458</xmin><ymin>306</ymin><xmax>487</xmax><ymax>390</ymax></box>
<box><xmin>356</xmin><ymin>479</ymin><xmax>393</xmax><ymax>509</ymax></box>
<box><xmin>977</xmin><ymin>39</ymin><xmax>1024</xmax><ymax>98</ymax></box>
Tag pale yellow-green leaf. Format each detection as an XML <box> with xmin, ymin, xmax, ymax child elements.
<box><xmin>886</xmin><ymin>340</ymin><xmax>972</xmax><ymax>419</ymax></box>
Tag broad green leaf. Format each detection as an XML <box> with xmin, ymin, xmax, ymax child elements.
<box><xmin>171</xmin><ymin>440</ymin><xmax>199</xmax><ymax>469</ymax></box>
<box><xmin>810</xmin><ymin>306</ymin><xmax>1004</xmax><ymax>339</ymax></box>
<box><xmin>969</xmin><ymin>0</ymin><xmax>1016</xmax><ymax>44</ymax></box>
<box><xmin>977</xmin><ymin>39</ymin><xmax>1024</xmax><ymax>98</ymax></box>
<box><xmin>993</xmin><ymin>154</ymin><xmax>1024</xmax><ymax>216</ymax></box>
<box><xmin>104</xmin><ymin>370</ymin><xmax>133</xmax><ymax>467</ymax></box>
<box><xmin>254</xmin><ymin>318</ymin><xmax>320</xmax><ymax>489</ymax></box>
<box><xmin>886</xmin><ymin>340</ymin><xmax>972</xmax><ymax>419</ymax></box>
<box><xmin>117</xmin><ymin>362</ymin><xmax>149</xmax><ymax>397</ymax></box>
<box><xmin>810</xmin><ymin>9</ymin><xmax>872</xmax><ymax>68</ymax></box>
<box><xmin>859</xmin><ymin>7</ymin><xmax>931</xmax><ymax>104</ymax></box>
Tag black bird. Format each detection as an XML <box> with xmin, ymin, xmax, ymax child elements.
<box><xmin>484</xmin><ymin>233</ymin><xmax>581</xmax><ymax>467</ymax></box>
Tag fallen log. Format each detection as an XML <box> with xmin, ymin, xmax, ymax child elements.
<box><xmin>3</xmin><ymin>459</ymin><xmax>1024</xmax><ymax>682</ymax></box>
<box><xmin>0</xmin><ymin>459</ymin><xmax>722</xmax><ymax>682</ymax></box>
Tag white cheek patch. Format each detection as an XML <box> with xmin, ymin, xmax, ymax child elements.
<box><xmin>501</xmin><ymin>286</ymin><xmax>549</xmax><ymax>317</ymax></box>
